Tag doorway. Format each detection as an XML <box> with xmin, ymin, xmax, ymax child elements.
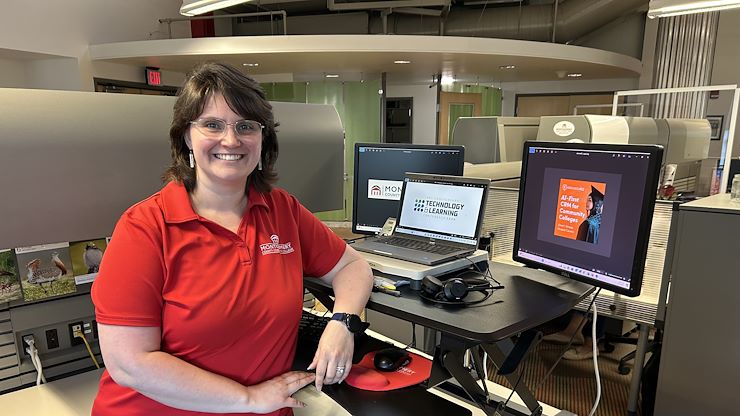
<box><xmin>439</xmin><ymin>92</ymin><xmax>482</xmax><ymax>145</ymax></box>
<box><xmin>385</xmin><ymin>97</ymin><xmax>413</xmax><ymax>143</ymax></box>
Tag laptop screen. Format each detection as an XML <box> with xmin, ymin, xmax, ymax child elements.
<box><xmin>394</xmin><ymin>174</ymin><xmax>489</xmax><ymax>246</ymax></box>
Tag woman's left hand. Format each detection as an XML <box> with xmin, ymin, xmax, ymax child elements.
<box><xmin>307</xmin><ymin>320</ymin><xmax>354</xmax><ymax>391</ymax></box>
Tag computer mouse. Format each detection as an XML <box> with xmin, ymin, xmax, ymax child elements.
<box><xmin>373</xmin><ymin>347</ymin><xmax>411</xmax><ymax>372</ymax></box>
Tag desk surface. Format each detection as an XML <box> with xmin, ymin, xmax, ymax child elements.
<box><xmin>306</xmin><ymin>261</ymin><xmax>593</xmax><ymax>343</ymax></box>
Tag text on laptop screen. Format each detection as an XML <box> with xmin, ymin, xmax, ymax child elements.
<box><xmin>395</xmin><ymin>177</ymin><xmax>486</xmax><ymax>245</ymax></box>
<box><xmin>352</xmin><ymin>143</ymin><xmax>465</xmax><ymax>234</ymax></box>
<box><xmin>513</xmin><ymin>142</ymin><xmax>662</xmax><ymax>297</ymax></box>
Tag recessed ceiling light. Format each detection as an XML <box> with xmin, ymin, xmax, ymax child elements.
<box><xmin>242</xmin><ymin>63</ymin><xmax>259</xmax><ymax>67</ymax></box>
<box><xmin>567</xmin><ymin>73</ymin><xmax>583</xmax><ymax>78</ymax></box>
<box><xmin>499</xmin><ymin>65</ymin><xmax>516</xmax><ymax>69</ymax></box>
<box><xmin>394</xmin><ymin>60</ymin><xmax>412</xmax><ymax>64</ymax></box>
<box><xmin>325</xmin><ymin>74</ymin><xmax>339</xmax><ymax>78</ymax></box>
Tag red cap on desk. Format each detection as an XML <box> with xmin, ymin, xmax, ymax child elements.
<box><xmin>345</xmin><ymin>350</ymin><xmax>432</xmax><ymax>391</ymax></box>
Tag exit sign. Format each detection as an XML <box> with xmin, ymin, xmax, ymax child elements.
<box><xmin>146</xmin><ymin>67</ymin><xmax>162</xmax><ymax>86</ymax></box>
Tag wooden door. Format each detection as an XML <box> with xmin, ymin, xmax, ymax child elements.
<box><xmin>439</xmin><ymin>92</ymin><xmax>482</xmax><ymax>145</ymax></box>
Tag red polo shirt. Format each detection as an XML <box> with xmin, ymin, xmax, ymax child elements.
<box><xmin>91</xmin><ymin>181</ymin><xmax>346</xmax><ymax>416</ymax></box>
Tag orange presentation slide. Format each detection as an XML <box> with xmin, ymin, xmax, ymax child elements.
<box><xmin>553</xmin><ymin>179</ymin><xmax>606</xmax><ymax>240</ymax></box>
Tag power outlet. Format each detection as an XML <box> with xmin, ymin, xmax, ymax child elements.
<box><xmin>69</xmin><ymin>321</ymin><xmax>84</xmax><ymax>346</ymax></box>
<box><xmin>45</xmin><ymin>329</ymin><xmax>60</xmax><ymax>350</ymax></box>
<box><xmin>22</xmin><ymin>334</ymin><xmax>35</xmax><ymax>356</ymax></box>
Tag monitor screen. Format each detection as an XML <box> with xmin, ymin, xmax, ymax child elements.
<box><xmin>395</xmin><ymin>174</ymin><xmax>489</xmax><ymax>246</ymax></box>
<box><xmin>513</xmin><ymin>141</ymin><xmax>663</xmax><ymax>297</ymax></box>
<box><xmin>352</xmin><ymin>143</ymin><xmax>465</xmax><ymax>235</ymax></box>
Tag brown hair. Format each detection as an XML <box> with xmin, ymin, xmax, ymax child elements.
<box><xmin>163</xmin><ymin>62</ymin><xmax>278</xmax><ymax>193</ymax></box>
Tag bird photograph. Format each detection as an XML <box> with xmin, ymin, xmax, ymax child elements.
<box><xmin>83</xmin><ymin>242</ymin><xmax>104</xmax><ymax>273</ymax></box>
<box><xmin>69</xmin><ymin>239</ymin><xmax>107</xmax><ymax>280</ymax></box>
<box><xmin>0</xmin><ymin>249</ymin><xmax>22</xmax><ymax>303</ymax></box>
<box><xmin>16</xmin><ymin>244</ymin><xmax>76</xmax><ymax>302</ymax></box>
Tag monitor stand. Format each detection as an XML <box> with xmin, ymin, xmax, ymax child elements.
<box><xmin>359</xmin><ymin>250</ymin><xmax>490</xmax><ymax>289</ymax></box>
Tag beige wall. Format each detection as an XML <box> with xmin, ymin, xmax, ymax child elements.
<box><xmin>709</xmin><ymin>9</ymin><xmax>740</xmax><ymax>158</ymax></box>
<box><xmin>0</xmin><ymin>0</ymin><xmax>189</xmax><ymax>91</ymax></box>
<box><xmin>386</xmin><ymin>83</ymin><xmax>438</xmax><ymax>145</ymax></box>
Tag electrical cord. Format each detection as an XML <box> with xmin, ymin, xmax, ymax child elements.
<box><xmin>533</xmin><ymin>287</ymin><xmax>601</xmax><ymax>394</ymax></box>
<box><xmin>24</xmin><ymin>337</ymin><xmax>46</xmax><ymax>385</ymax></box>
<box><xmin>73</xmin><ymin>329</ymin><xmax>101</xmax><ymax>369</ymax></box>
<box><xmin>587</xmin><ymin>292</ymin><xmax>601</xmax><ymax>416</ymax></box>
<box><xmin>399</xmin><ymin>322</ymin><xmax>418</xmax><ymax>350</ymax></box>
<box><xmin>32</xmin><ymin>349</ymin><xmax>46</xmax><ymax>385</ymax></box>
<box><xmin>453</xmin><ymin>253</ymin><xmax>503</xmax><ymax>287</ymax></box>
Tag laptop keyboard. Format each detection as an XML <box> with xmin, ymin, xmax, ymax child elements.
<box><xmin>378</xmin><ymin>236</ymin><xmax>461</xmax><ymax>255</ymax></box>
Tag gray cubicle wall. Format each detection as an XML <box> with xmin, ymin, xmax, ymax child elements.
<box><xmin>0</xmin><ymin>88</ymin><xmax>344</xmax><ymax>392</ymax></box>
<box><xmin>483</xmin><ymin>186</ymin><xmax>677</xmax><ymax>327</ymax></box>
<box><xmin>0</xmin><ymin>88</ymin><xmax>343</xmax><ymax>249</ymax></box>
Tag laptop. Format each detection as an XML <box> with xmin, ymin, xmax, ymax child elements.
<box><xmin>351</xmin><ymin>173</ymin><xmax>490</xmax><ymax>266</ymax></box>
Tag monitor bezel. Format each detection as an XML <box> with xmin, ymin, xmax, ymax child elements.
<box><xmin>512</xmin><ymin>140</ymin><xmax>664</xmax><ymax>297</ymax></box>
<box><xmin>352</xmin><ymin>142</ymin><xmax>465</xmax><ymax>235</ymax></box>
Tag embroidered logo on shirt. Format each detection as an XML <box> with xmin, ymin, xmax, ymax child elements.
<box><xmin>259</xmin><ymin>234</ymin><xmax>294</xmax><ymax>255</ymax></box>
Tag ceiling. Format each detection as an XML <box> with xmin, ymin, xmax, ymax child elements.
<box><xmin>122</xmin><ymin>0</ymin><xmax>647</xmax><ymax>84</ymax></box>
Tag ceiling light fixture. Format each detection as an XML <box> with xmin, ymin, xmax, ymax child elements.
<box><xmin>440</xmin><ymin>75</ymin><xmax>455</xmax><ymax>86</ymax></box>
<box><xmin>648</xmin><ymin>0</ymin><xmax>740</xmax><ymax>18</ymax></box>
<box><xmin>242</xmin><ymin>63</ymin><xmax>259</xmax><ymax>67</ymax></box>
<box><xmin>394</xmin><ymin>60</ymin><xmax>412</xmax><ymax>64</ymax></box>
<box><xmin>180</xmin><ymin>0</ymin><xmax>253</xmax><ymax>16</ymax></box>
<box><xmin>499</xmin><ymin>65</ymin><xmax>516</xmax><ymax>69</ymax></box>
<box><xmin>325</xmin><ymin>74</ymin><xmax>339</xmax><ymax>78</ymax></box>
<box><xmin>567</xmin><ymin>73</ymin><xmax>583</xmax><ymax>78</ymax></box>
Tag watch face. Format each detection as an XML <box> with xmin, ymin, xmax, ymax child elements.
<box><xmin>346</xmin><ymin>314</ymin><xmax>363</xmax><ymax>333</ymax></box>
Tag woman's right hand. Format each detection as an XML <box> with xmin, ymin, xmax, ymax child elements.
<box><xmin>245</xmin><ymin>371</ymin><xmax>316</xmax><ymax>414</ymax></box>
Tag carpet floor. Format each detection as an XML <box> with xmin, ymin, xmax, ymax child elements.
<box><xmin>487</xmin><ymin>340</ymin><xmax>642</xmax><ymax>416</ymax></box>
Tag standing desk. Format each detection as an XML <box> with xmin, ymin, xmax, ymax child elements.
<box><xmin>305</xmin><ymin>261</ymin><xmax>593</xmax><ymax>416</ymax></box>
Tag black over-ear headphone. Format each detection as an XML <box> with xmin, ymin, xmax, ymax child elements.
<box><xmin>419</xmin><ymin>274</ymin><xmax>500</xmax><ymax>306</ymax></box>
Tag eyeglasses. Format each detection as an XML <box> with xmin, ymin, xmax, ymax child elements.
<box><xmin>190</xmin><ymin>118</ymin><xmax>264</xmax><ymax>138</ymax></box>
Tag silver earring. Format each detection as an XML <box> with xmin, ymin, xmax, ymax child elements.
<box><xmin>258</xmin><ymin>158</ymin><xmax>262</xmax><ymax>171</ymax></box>
<box><xmin>189</xmin><ymin>150</ymin><xmax>195</xmax><ymax>168</ymax></box>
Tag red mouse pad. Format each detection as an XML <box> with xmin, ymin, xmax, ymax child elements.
<box><xmin>345</xmin><ymin>350</ymin><xmax>432</xmax><ymax>391</ymax></box>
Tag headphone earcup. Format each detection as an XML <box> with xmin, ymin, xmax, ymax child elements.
<box><xmin>421</xmin><ymin>275</ymin><xmax>444</xmax><ymax>299</ymax></box>
<box><xmin>443</xmin><ymin>278</ymin><xmax>469</xmax><ymax>301</ymax></box>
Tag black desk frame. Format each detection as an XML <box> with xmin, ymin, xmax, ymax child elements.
<box><xmin>305</xmin><ymin>261</ymin><xmax>592</xmax><ymax>416</ymax></box>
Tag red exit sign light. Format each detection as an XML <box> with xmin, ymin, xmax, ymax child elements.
<box><xmin>146</xmin><ymin>67</ymin><xmax>162</xmax><ymax>86</ymax></box>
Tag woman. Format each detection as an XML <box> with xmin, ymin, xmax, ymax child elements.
<box><xmin>91</xmin><ymin>62</ymin><xmax>373</xmax><ymax>415</ymax></box>
<box><xmin>576</xmin><ymin>186</ymin><xmax>604</xmax><ymax>244</ymax></box>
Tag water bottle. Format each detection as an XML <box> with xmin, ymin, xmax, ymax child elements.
<box><xmin>732</xmin><ymin>174</ymin><xmax>740</xmax><ymax>202</ymax></box>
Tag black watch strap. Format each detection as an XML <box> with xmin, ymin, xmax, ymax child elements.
<box><xmin>330</xmin><ymin>312</ymin><xmax>366</xmax><ymax>334</ymax></box>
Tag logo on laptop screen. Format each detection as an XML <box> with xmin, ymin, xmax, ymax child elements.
<box><xmin>413</xmin><ymin>198</ymin><xmax>464</xmax><ymax>218</ymax></box>
<box><xmin>367</xmin><ymin>179</ymin><xmax>403</xmax><ymax>200</ymax></box>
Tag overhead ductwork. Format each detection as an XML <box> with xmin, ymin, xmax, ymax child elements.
<box><xmin>369</xmin><ymin>0</ymin><xmax>647</xmax><ymax>42</ymax></box>
<box><xmin>234</xmin><ymin>0</ymin><xmax>648</xmax><ymax>44</ymax></box>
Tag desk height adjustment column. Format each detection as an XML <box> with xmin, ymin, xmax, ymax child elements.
<box><xmin>429</xmin><ymin>332</ymin><xmax>544</xmax><ymax>416</ymax></box>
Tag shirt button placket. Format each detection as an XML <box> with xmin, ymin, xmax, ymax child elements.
<box><xmin>236</xmin><ymin>239</ymin><xmax>251</xmax><ymax>264</ymax></box>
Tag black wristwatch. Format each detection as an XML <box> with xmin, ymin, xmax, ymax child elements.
<box><xmin>330</xmin><ymin>312</ymin><xmax>365</xmax><ymax>334</ymax></box>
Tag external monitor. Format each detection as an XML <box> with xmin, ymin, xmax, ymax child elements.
<box><xmin>513</xmin><ymin>141</ymin><xmax>663</xmax><ymax>297</ymax></box>
<box><xmin>352</xmin><ymin>143</ymin><xmax>465</xmax><ymax>235</ymax></box>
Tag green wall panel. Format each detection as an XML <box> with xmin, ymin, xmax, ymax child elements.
<box><xmin>263</xmin><ymin>80</ymin><xmax>381</xmax><ymax>222</ymax></box>
<box><xmin>261</xmin><ymin>82</ymin><xmax>307</xmax><ymax>103</ymax></box>
<box><xmin>442</xmin><ymin>84</ymin><xmax>502</xmax><ymax>116</ymax></box>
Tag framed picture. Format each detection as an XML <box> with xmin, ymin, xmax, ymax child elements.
<box><xmin>707</xmin><ymin>115</ymin><xmax>724</xmax><ymax>140</ymax></box>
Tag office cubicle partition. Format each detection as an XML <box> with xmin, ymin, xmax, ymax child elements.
<box><xmin>0</xmin><ymin>88</ymin><xmax>344</xmax><ymax>392</ymax></box>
